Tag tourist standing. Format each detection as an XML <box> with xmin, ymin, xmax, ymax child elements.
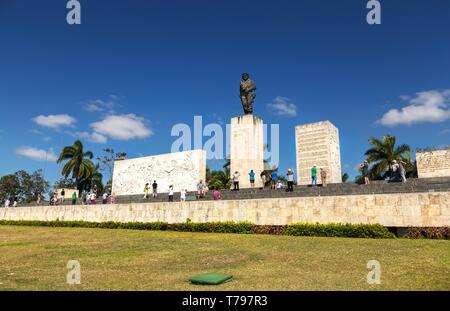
<box><xmin>311</xmin><ymin>165</ymin><xmax>317</xmax><ymax>187</ymax></box>
<box><xmin>89</xmin><ymin>192</ymin><xmax>96</xmax><ymax>205</ymax></box>
<box><xmin>320</xmin><ymin>168</ymin><xmax>327</xmax><ymax>187</ymax></box>
<box><xmin>260</xmin><ymin>174</ymin><xmax>266</xmax><ymax>189</ymax></box>
<box><xmin>213</xmin><ymin>188</ymin><xmax>222</xmax><ymax>200</ymax></box>
<box><xmin>360</xmin><ymin>160</ymin><xmax>370</xmax><ymax>185</ymax></box>
<box><xmin>276</xmin><ymin>180</ymin><xmax>283</xmax><ymax>189</ymax></box>
<box><xmin>143</xmin><ymin>183</ymin><xmax>149</xmax><ymax>199</ymax></box>
<box><xmin>102</xmin><ymin>192</ymin><xmax>108</xmax><ymax>204</ymax></box>
<box><xmin>271</xmin><ymin>170</ymin><xmax>278</xmax><ymax>189</ymax></box>
<box><xmin>71</xmin><ymin>192</ymin><xmax>77</xmax><ymax>205</ymax></box>
<box><xmin>13</xmin><ymin>199</ymin><xmax>17</xmax><ymax>207</ymax></box>
<box><xmin>4</xmin><ymin>198</ymin><xmax>10</xmax><ymax>208</ymax></box>
<box><xmin>110</xmin><ymin>193</ymin><xmax>116</xmax><ymax>204</ymax></box>
<box><xmin>286</xmin><ymin>169</ymin><xmax>294</xmax><ymax>192</ymax></box>
<box><xmin>36</xmin><ymin>192</ymin><xmax>41</xmax><ymax>205</ymax></box>
<box><xmin>180</xmin><ymin>189</ymin><xmax>186</xmax><ymax>202</ymax></box>
<box><xmin>197</xmin><ymin>180</ymin><xmax>204</xmax><ymax>199</ymax></box>
<box><xmin>168</xmin><ymin>185</ymin><xmax>174</xmax><ymax>202</ymax></box>
<box><xmin>391</xmin><ymin>160</ymin><xmax>400</xmax><ymax>181</ymax></box>
<box><xmin>249</xmin><ymin>170</ymin><xmax>255</xmax><ymax>188</ymax></box>
<box><xmin>152</xmin><ymin>180</ymin><xmax>158</xmax><ymax>198</ymax></box>
<box><xmin>233</xmin><ymin>171</ymin><xmax>240</xmax><ymax>191</ymax></box>
<box><xmin>60</xmin><ymin>189</ymin><xmax>66</xmax><ymax>204</ymax></box>
<box><xmin>204</xmin><ymin>184</ymin><xmax>209</xmax><ymax>196</ymax></box>
<box><xmin>81</xmin><ymin>191</ymin><xmax>87</xmax><ymax>206</ymax></box>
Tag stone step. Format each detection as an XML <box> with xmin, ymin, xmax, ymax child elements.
<box><xmin>14</xmin><ymin>177</ymin><xmax>450</xmax><ymax>207</ymax></box>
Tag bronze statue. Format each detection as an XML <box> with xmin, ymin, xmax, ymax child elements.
<box><xmin>240</xmin><ymin>72</ymin><xmax>256</xmax><ymax>114</ymax></box>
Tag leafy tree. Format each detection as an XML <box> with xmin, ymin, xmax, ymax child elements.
<box><xmin>0</xmin><ymin>170</ymin><xmax>49</xmax><ymax>203</ymax></box>
<box><xmin>342</xmin><ymin>173</ymin><xmax>349</xmax><ymax>183</ymax></box>
<box><xmin>96</xmin><ymin>147</ymin><xmax>127</xmax><ymax>183</ymax></box>
<box><xmin>0</xmin><ymin>174</ymin><xmax>20</xmax><ymax>203</ymax></box>
<box><xmin>364</xmin><ymin>135</ymin><xmax>411</xmax><ymax>180</ymax></box>
<box><xmin>53</xmin><ymin>177</ymin><xmax>77</xmax><ymax>189</ymax></box>
<box><xmin>57</xmin><ymin>140</ymin><xmax>96</xmax><ymax>190</ymax></box>
<box><xmin>206</xmin><ymin>166</ymin><xmax>231</xmax><ymax>190</ymax></box>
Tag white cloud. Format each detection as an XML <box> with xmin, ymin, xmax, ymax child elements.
<box><xmin>267</xmin><ymin>96</ymin><xmax>297</xmax><ymax>117</ymax></box>
<box><xmin>15</xmin><ymin>147</ymin><xmax>57</xmax><ymax>161</ymax></box>
<box><xmin>75</xmin><ymin>131</ymin><xmax>108</xmax><ymax>144</ymax></box>
<box><xmin>32</xmin><ymin>114</ymin><xmax>76</xmax><ymax>129</ymax></box>
<box><xmin>85</xmin><ymin>102</ymin><xmax>103</xmax><ymax>112</ymax></box>
<box><xmin>378</xmin><ymin>89</ymin><xmax>450</xmax><ymax>127</ymax></box>
<box><xmin>84</xmin><ymin>96</ymin><xmax>120</xmax><ymax>113</ymax></box>
<box><xmin>90</xmin><ymin>114</ymin><xmax>152</xmax><ymax>140</ymax></box>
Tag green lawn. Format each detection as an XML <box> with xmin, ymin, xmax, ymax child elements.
<box><xmin>0</xmin><ymin>225</ymin><xmax>449</xmax><ymax>290</ymax></box>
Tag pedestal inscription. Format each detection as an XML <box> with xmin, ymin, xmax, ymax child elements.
<box><xmin>295</xmin><ymin>121</ymin><xmax>342</xmax><ymax>185</ymax></box>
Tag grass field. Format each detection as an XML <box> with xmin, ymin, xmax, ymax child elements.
<box><xmin>0</xmin><ymin>225</ymin><xmax>449</xmax><ymax>291</ymax></box>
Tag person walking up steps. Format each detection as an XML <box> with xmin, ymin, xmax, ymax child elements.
<box><xmin>143</xmin><ymin>183</ymin><xmax>149</xmax><ymax>199</ymax></box>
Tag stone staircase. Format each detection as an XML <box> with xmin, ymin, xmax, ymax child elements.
<box><xmin>115</xmin><ymin>177</ymin><xmax>450</xmax><ymax>204</ymax></box>
<box><xmin>17</xmin><ymin>177</ymin><xmax>450</xmax><ymax>207</ymax></box>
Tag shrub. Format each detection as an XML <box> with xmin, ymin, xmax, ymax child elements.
<box><xmin>406</xmin><ymin>227</ymin><xmax>449</xmax><ymax>240</ymax></box>
<box><xmin>251</xmin><ymin>225</ymin><xmax>287</xmax><ymax>235</ymax></box>
<box><xmin>0</xmin><ymin>220</ymin><xmax>395</xmax><ymax>238</ymax></box>
<box><xmin>285</xmin><ymin>223</ymin><xmax>395</xmax><ymax>239</ymax></box>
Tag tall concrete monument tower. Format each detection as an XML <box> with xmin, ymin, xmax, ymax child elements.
<box><xmin>230</xmin><ymin>73</ymin><xmax>264</xmax><ymax>188</ymax></box>
<box><xmin>295</xmin><ymin>121</ymin><xmax>342</xmax><ymax>185</ymax></box>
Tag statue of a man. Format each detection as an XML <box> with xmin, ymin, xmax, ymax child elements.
<box><xmin>239</xmin><ymin>72</ymin><xmax>256</xmax><ymax>114</ymax></box>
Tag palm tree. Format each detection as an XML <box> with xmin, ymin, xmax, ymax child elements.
<box><xmin>364</xmin><ymin>135</ymin><xmax>411</xmax><ymax>180</ymax></box>
<box><xmin>57</xmin><ymin>140</ymin><xmax>96</xmax><ymax>190</ymax></box>
<box><xmin>78</xmin><ymin>163</ymin><xmax>104</xmax><ymax>193</ymax></box>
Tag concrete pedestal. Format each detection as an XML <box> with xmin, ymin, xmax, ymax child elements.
<box><xmin>295</xmin><ymin>121</ymin><xmax>342</xmax><ymax>185</ymax></box>
<box><xmin>230</xmin><ymin>115</ymin><xmax>264</xmax><ymax>188</ymax></box>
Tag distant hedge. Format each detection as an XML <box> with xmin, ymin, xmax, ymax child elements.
<box><xmin>0</xmin><ymin>220</ymin><xmax>397</xmax><ymax>239</ymax></box>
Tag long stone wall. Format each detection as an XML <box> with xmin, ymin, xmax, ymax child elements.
<box><xmin>1</xmin><ymin>192</ymin><xmax>449</xmax><ymax>227</ymax></box>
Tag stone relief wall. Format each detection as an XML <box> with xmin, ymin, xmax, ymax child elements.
<box><xmin>112</xmin><ymin>150</ymin><xmax>206</xmax><ymax>195</ymax></box>
<box><xmin>417</xmin><ymin>149</ymin><xmax>450</xmax><ymax>178</ymax></box>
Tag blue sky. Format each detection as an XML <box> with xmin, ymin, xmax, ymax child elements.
<box><xmin>0</xmin><ymin>0</ymin><xmax>449</xmax><ymax>184</ymax></box>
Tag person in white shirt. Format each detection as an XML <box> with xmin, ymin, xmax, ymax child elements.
<box><xmin>89</xmin><ymin>192</ymin><xmax>96</xmax><ymax>205</ymax></box>
<box><xmin>102</xmin><ymin>192</ymin><xmax>108</xmax><ymax>204</ymax></box>
<box><xmin>233</xmin><ymin>171</ymin><xmax>240</xmax><ymax>191</ymax></box>
<box><xmin>4</xmin><ymin>199</ymin><xmax>10</xmax><ymax>208</ymax></box>
<box><xmin>13</xmin><ymin>200</ymin><xmax>17</xmax><ymax>207</ymax></box>
<box><xmin>168</xmin><ymin>185</ymin><xmax>174</xmax><ymax>202</ymax></box>
<box><xmin>180</xmin><ymin>189</ymin><xmax>186</xmax><ymax>202</ymax></box>
<box><xmin>276</xmin><ymin>181</ymin><xmax>283</xmax><ymax>189</ymax></box>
